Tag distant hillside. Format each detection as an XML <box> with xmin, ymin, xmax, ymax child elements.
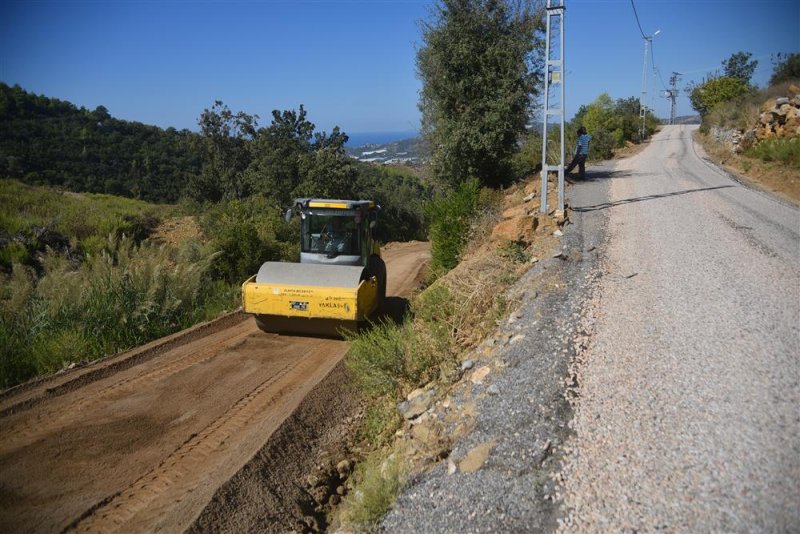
<box><xmin>0</xmin><ymin>83</ymin><xmax>201</xmax><ymax>202</ymax></box>
<box><xmin>672</xmin><ymin>115</ymin><xmax>702</xmax><ymax>125</ymax></box>
<box><xmin>345</xmin><ymin>135</ymin><xmax>428</xmax><ymax>165</ymax></box>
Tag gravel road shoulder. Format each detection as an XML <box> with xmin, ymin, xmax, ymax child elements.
<box><xmin>382</xmin><ymin>168</ymin><xmax>612</xmax><ymax>531</ymax></box>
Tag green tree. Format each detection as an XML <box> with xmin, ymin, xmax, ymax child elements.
<box><xmin>722</xmin><ymin>51</ymin><xmax>758</xmax><ymax>86</ymax></box>
<box><xmin>245</xmin><ymin>106</ymin><xmax>356</xmax><ymax>206</ymax></box>
<box><xmin>190</xmin><ymin>101</ymin><xmax>258</xmax><ymax>202</ymax></box>
<box><xmin>569</xmin><ymin>94</ymin><xmax>655</xmax><ymax>157</ymax></box>
<box><xmin>770</xmin><ymin>52</ymin><xmax>800</xmax><ymax>85</ymax></box>
<box><xmin>417</xmin><ymin>0</ymin><xmax>542</xmax><ymax>188</ymax></box>
<box><xmin>687</xmin><ymin>76</ymin><xmax>750</xmax><ymax>116</ymax></box>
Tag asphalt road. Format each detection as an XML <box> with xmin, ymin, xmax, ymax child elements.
<box><xmin>560</xmin><ymin>125</ymin><xmax>800</xmax><ymax>530</ymax></box>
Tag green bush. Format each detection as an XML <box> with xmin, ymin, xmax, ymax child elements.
<box><xmin>199</xmin><ymin>195</ymin><xmax>298</xmax><ymax>283</ymax></box>
<box><xmin>688</xmin><ymin>76</ymin><xmax>751</xmax><ymax>117</ymax></box>
<box><xmin>745</xmin><ymin>138</ymin><xmax>800</xmax><ymax>168</ymax></box>
<box><xmin>336</xmin><ymin>453</ymin><xmax>402</xmax><ymax>528</ymax></box>
<box><xmin>587</xmin><ymin>129</ymin><xmax>617</xmax><ymax>160</ymax></box>
<box><xmin>511</xmin><ymin>132</ymin><xmax>543</xmax><ymax>179</ymax></box>
<box><xmin>425</xmin><ymin>178</ymin><xmax>481</xmax><ymax>276</ymax></box>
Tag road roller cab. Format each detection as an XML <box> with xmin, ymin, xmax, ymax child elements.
<box><xmin>241</xmin><ymin>199</ymin><xmax>387</xmax><ymax>336</ymax></box>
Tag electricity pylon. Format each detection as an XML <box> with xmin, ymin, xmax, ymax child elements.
<box><xmin>540</xmin><ymin>0</ymin><xmax>566</xmax><ymax>214</ymax></box>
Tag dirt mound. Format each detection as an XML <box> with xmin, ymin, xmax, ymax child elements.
<box><xmin>149</xmin><ymin>215</ymin><xmax>202</xmax><ymax>245</ymax></box>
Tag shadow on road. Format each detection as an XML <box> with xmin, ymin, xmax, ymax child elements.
<box><xmin>573</xmin><ymin>185</ymin><xmax>735</xmax><ymax>212</ymax></box>
<box><xmin>571</xmin><ymin>169</ymin><xmax>660</xmax><ymax>183</ymax></box>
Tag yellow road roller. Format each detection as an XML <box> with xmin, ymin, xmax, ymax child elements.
<box><xmin>242</xmin><ymin>198</ymin><xmax>386</xmax><ymax>336</ymax></box>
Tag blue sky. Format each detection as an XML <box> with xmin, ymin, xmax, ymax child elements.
<box><xmin>1</xmin><ymin>0</ymin><xmax>798</xmax><ymax>135</ymax></box>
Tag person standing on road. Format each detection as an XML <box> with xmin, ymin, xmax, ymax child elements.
<box><xmin>566</xmin><ymin>126</ymin><xmax>591</xmax><ymax>180</ymax></box>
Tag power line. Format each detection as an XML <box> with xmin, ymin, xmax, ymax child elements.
<box><xmin>629</xmin><ymin>0</ymin><xmax>646</xmax><ymax>39</ymax></box>
<box><xmin>650</xmin><ymin>41</ymin><xmax>668</xmax><ymax>90</ymax></box>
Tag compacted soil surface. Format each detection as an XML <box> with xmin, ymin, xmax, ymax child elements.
<box><xmin>0</xmin><ymin>241</ymin><xmax>430</xmax><ymax>533</ymax></box>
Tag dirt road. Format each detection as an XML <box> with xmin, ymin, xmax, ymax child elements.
<box><xmin>0</xmin><ymin>241</ymin><xmax>430</xmax><ymax>533</ymax></box>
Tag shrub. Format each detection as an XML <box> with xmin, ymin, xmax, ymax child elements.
<box><xmin>336</xmin><ymin>453</ymin><xmax>401</xmax><ymax>528</ymax></box>
<box><xmin>588</xmin><ymin>129</ymin><xmax>617</xmax><ymax>160</ymax></box>
<box><xmin>511</xmin><ymin>131</ymin><xmax>543</xmax><ymax>179</ymax></box>
<box><xmin>425</xmin><ymin>178</ymin><xmax>481</xmax><ymax>276</ymax></box>
<box><xmin>199</xmin><ymin>195</ymin><xmax>298</xmax><ymax>283</ymax></box>
<box><xmin>688</xmin><ymin>76</ymin><xmax>751</xmax><ymax>117</ymax></box>
<box><xmin>770</xmin><ymin>52</ymin><xmax>800</xmax><ymax>85</ymax></box>
<box><xmin>745</xmin><ymin>138</ymin><xmax>800</xmax><ymax>168</ymax></box>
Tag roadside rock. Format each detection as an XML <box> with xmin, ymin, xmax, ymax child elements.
<box><xmin>398</xmin><ymin>389</ymin><xmax>437</xmax><ymax>420</ymax></box>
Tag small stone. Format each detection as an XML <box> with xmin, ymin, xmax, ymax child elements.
<box><xmin>447</xmin><ymin>459</ymin><xmax>458</xmax><ymax>475</ymax></box>
<box><xmin>510</xmin><ymin>334</ymin><xmax>526</xmax><ymax>344</ymax></box>
<box><xmin>336</xmin><ymin>485</ymin><xmax>346</xmax><ymax>496</ymax></box>
<box><xmin>523</xmin><ymin>191</ymin><xmax>536</xmax><ymax>202</ymax></box>
<box><xmin>407</xmin><ymin>387</ymin><xmax>426</xmax><ymax>401</ymax></box>
<box><xmin>530</xmin><ymin>256</ymin><xmax>539</xmax><ymax>264</ymax></box>
<box><xmin>553</xmin><ymin>250</ymin><xmax>565</xmax><ymax>259</ymax></box>
<box><xmin>776</xmin><ymin>97</ymin><xmax>790</xmax><ymax>106</ymax></box>
<box><xmin>306</xmin><ymin>474</ymin><xmax>321</xmax><ymax>488</ymax></box>
<box><xmin>398</xmin><ymin>389</ymin><xmax>437</xmax><ymax>420</ymax></box>
<box><xmin>336</xmin><ymin>459</ymin><xmax>353</xmax><ymax>478</ymax></box>
<box><xmin>470</xmin><ymin>366</ymin><xmax>492</xmax><ymax>384</ymax></box>
<box><xmin>461</xmin><ymin>359</ymin><xmax>474</xmax><ymax>371</ymax></box>
<box><xmin>553</xmin><ymin>229</ymin><xmax>563</xmax><ymax>237</ymax></box>
<box><xmin>487</xmin><ymin>384</ymin><xmax>500</xmax><ymax>395</ymax></box>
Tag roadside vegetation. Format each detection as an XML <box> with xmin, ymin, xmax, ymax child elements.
<box><xmin>332</xmin><ymin>0</ymin><xmax>552</xmax><ymax>528</ymax></box>
<box><xmin>688</xmin><ymin>52</ymin><xmax>800</xmax><ymax>202</ymax></box>
<box><xmin>512</xmin><ymin>94</ymin><xmax>659</xmax><ymax>180</ymax></box>
<box><xmin>336</xmin><ymin>182</ymin><xmax>535</xmax><ymax>528</ymax></box>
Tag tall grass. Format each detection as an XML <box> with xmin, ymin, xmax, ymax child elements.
<box><xmin>0</xmin><ymin>235</ymin><xmax>232</xmax><ymax>388</ymax></box>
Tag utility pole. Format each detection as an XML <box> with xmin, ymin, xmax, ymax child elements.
<box><xmin>666</xmin><ymin>71</ymin><xmax>682</xmax><ymax>124</ymax></box>
<box><xmin>540</xmin><ymin>0</ymin><xmax>566</xmax><ymax>214</ymax></box>
<box><xmin>639</xmin><ymin>30</ymin><xmax>659</xmax><ymax>140</ymax></box>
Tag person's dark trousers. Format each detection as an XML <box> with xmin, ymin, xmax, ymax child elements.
<box><xmin>565</xmin><ymin>154</ymin><xmax>587</xmax><ymax>179</ymax></box>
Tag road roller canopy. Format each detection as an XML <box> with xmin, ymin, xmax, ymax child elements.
<box><xmin>301</xmin><ymin>199</ymin><xmax>375</xmax><ymax>210</ymax></box>
<box><xmin>288</xmin><ymin>199</ymin><xmax>379</xmax><ymax>260</ymax></box>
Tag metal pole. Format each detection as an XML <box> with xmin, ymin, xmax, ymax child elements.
<box><xmin>558</xmin><ymin>2</ymin><xmax>565</xmax><ymax>213</ymax></box>
<box><xmin>669</xmin><ymin>72</ymin><xmax>681</xmax><ymax>125</ymax></box>
<box><xmin>639</xmin><ymin>36</ymin><xmax>649</xmax><ymax>140</ymax></box>
<box><xmin>540</xmin><ymin>0</ymin><xmax>565</xmax><ymax>214</ymax></box>
<box><xmin>539</xmin><ymin>3</ymin><xmax>552</xmax><ymax>214</ymax></box>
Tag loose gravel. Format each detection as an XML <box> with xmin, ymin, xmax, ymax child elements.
<box><xmin>559</xmin><ymin>125</ymin><xmax>800</xmax><ymax>531</ymax></box>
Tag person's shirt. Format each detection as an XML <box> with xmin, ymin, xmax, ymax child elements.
<box><xmin>576</xmin><ymin>133</ymin><xmax>591</xmax><ymax>156</ymax></box>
